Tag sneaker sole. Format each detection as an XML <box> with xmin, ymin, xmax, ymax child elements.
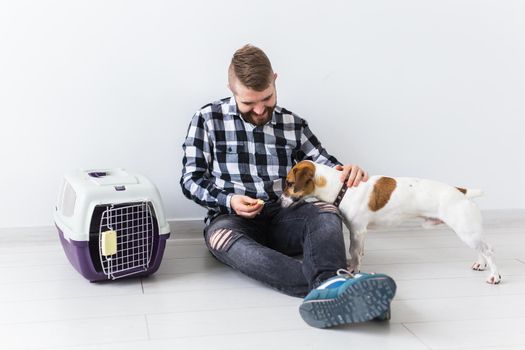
<box><xmin>299</xmin><ymin>275</ymin><xmax>396</xmax><ymax>328</ymax></box>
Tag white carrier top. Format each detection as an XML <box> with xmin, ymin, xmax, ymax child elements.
<box><xmin>54</xmin><ymin>168</ymin><xmax>170</xmax><ymax>242</ymax></box>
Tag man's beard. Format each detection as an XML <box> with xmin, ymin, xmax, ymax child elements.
<box><xmin>240</xmin><ymin>105</ymin><xmax>275</xmax><ymax>126</ymax></box>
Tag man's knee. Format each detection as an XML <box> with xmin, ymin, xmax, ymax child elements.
<box><xmin>312</xmin><ymin>201</ymin><xmax>341</xmax><ymax>215</ymax></box>
<box><xmin>307</xmin><ymin>202</ymin><xmax>343</xmax><ymax>228</ymax></box>
<box><xmin>206</xmin><ymin>228</ymin><xmax>241</xmax><ymax>252</ymax></box>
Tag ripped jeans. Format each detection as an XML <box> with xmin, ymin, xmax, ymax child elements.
<box><xmin>203</xmin><ymin>201</ymin><xmax>347</xmax><ymax>298</ymax></box>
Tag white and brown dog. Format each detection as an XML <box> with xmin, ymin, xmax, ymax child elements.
<box><xmin>280</xmin><ymin>160</ymin><xmax>501</xmax><ymax>284</ymax></box>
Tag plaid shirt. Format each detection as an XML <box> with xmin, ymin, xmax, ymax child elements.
<box><xmin>180</xmin><ymin>96</ymin><xmax>341</xmax><ymax>221</ymax></box>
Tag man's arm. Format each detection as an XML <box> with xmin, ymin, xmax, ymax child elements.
<box><xmin>298</xmin><ymin>119</ymin><xmax>342</xmax><ymax>167</ymax></box>
<box><xmin>180</xmin><ymin>112</ymin><xmax>233</xmax><ymax>214</ymax></box>
<box><xmin>299</xmin><ymin>119</ymin><xmax>369</xmax><ymax>187</ymax></box>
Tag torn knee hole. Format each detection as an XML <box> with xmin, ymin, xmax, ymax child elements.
<box><xmin>209</xmin><ymin>228</ymin><xmax>235</xmax><ymax>251</ymax></box>
<box><xmin>313</xmin><ymin>202</ymin><xmax>340</xmax><ymax>214</ymax></box>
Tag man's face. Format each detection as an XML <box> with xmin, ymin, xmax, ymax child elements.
<box><xmin>230</xmin><ymin>75</ymin><xmax>277</xmax><ymax>126</ymax></box>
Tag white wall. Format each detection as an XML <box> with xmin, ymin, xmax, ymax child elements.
<box><xmin>1</xmin><ymin>0</ymin><xmax>524</xmax><ymax>228</ymax></box>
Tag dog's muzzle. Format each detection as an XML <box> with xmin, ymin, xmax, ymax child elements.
<box><xmin>280</xmin><ymin>194</ymin><xmax>302</xmax><ymax>208</ymax></box>
<box><xmin>280</xmin><ymin>195</ymin><xmax>294</xmax><ymax>208</ymax></box>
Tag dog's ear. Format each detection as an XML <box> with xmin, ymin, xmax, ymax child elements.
<box><xmin>284</xmin><ymin>167</ymin><xmax>298</xmax><ymax>189</ymax></box>
<box><xmin>293</xmin><ymin>163</ymin><xmax>315</xmax><ymax>193</ymax></box>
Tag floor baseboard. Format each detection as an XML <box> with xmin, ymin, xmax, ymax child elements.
<box><xmin>1</xmin><ymin>209</ymin><xmax>523</xmax><ymax>242</ymax></box>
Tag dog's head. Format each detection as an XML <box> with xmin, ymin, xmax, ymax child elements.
<box><xmin>280</xmin><ymin>160</ymin><xmax>318</xmax><ymax>207</ymax></box>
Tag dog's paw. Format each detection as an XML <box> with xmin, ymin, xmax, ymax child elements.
<box><xmin>471</xmin><ymin>262</ymin><xmax>486</xmax><ymax>271</ymax></box>
<box><xmin>346</xmin><ymin>257</ymin><xmax>360</xmax><ymax>274</ymax></box>
<box><xmin>486</xmin><ymin>274</ymin><xmax>502</xmax><ymax>284</ymax></box>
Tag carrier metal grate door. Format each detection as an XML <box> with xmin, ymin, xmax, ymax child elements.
<box><xmin>98</xmin><ymin>202</ymin><xmax>155</xmax><ymax>279</ymax></box>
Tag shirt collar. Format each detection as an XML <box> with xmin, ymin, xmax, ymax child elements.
<box><xmin>226</xmin><ymin>96</ymin><xmax>238</xmax><ymax>116</ymax></box>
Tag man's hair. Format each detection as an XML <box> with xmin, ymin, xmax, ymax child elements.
<box><xmin>229</xmin><ymin>44</ymin><xmax>274</xmax><ymax>91</ymax></box>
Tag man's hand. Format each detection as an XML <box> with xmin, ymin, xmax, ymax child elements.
<box><xmin>335</xmin><ymin>164</ymin><xmax>369</xmax><ymax>187</ymax></box>
<box><xmin>230</xmin><ymin>195</ymin><xmax>264</xmax><ymax>219</ymax></box>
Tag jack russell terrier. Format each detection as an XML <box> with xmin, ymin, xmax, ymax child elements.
<box><xmin>280</xmin><ymin>160</ymin><xmax>501</xmax><ymax>284</ymax></box>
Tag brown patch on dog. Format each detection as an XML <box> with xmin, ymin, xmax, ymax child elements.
<box><xmin>456</xmin><ymin>187</ymin><xmax>467</xmax><ymax>194</ymax></box>
<box><xmin>368</xmin><ymin>177</ymin><xmax>397</xmax><ymax>211</ymax></box>
<box><xmin>315</xmin><ymin>175</ymin><xmax>327</xmax><ymax>187</ymax></box>
<box><xmin>285</xmin><ymin>161</ymin><xmax>316</xmax><ymax>196</ymax></box>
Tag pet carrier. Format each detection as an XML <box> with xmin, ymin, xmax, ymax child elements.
<box><xmin>54</xmin><ymin>168</ymin><xmax>170</xmax><ymax>282</ymax></box>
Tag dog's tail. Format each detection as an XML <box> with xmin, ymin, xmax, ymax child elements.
<box><xmin>457</xmin><ymin>187</ymin><xmax>484</xmax><ymax>198</ymax></box>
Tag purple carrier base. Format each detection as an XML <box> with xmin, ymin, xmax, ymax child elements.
<box><xmin>56</xmin><ymin>225</ymin><xmax>170</xmax><ymax>282</ymax></box>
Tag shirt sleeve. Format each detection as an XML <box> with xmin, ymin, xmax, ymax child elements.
<box><xmin>180</xmin><ymin>111</ymin><xmax>233</xmax><ymax>214</ymax></box>
<box><xmin>297</xmin><ymin>119</ymin><xmax>342</xmax><ymax>167</ymax></box>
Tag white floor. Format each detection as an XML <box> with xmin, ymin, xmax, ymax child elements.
<box><xmin>1</xmin><ymin>210</ymin><xmax>525</xmax><ymax>350</ymax></box>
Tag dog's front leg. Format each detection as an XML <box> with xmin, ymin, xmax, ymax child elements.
<box><xmin>347</xmin><ymin>222</ymin><xmax>367</xmax><ymax>273</ymax></box>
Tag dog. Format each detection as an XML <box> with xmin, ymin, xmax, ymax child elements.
<box><xmin>280</xmin><ymin>160</ymin><xmax>501</xmax><ymax>284</ymax></box>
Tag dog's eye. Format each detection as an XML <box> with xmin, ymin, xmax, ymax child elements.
<box><xmin>285</xmin><ymin>180</ymin><xmax>294</xmax><ymax>188</ymax></box>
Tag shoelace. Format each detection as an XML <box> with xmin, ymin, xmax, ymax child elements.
<box><xmin>336</xmin><ymin>268</ymin><xmax>355</xmax><ymax>278</ymax></box>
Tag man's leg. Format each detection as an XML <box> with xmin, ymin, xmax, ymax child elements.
<box><xmin>204</xmin><ymin>213</ymin><xmax>309</xmax><ymax>297</ymax></box>
<box><xmin>270</xmin><ymin>201</ymin><xmax>396</xmax><ymax>328</ymax></box>
<box><xmin>269</xmin><ymin>201</ymin><xmax>347</xmax><ymax>290</ymax></box>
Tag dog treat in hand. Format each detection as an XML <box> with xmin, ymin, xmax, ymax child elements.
<box><xmin>251</xmin><ymin>199</ymin><xmax>265</xmax><ymax>206</ymax></box>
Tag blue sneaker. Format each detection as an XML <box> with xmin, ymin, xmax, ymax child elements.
<box><xmin>299</xmin><ymin>269</ymin><xmax>396</xmax><ymax>328</ymax></box>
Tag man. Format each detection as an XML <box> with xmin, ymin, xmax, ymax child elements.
<box><xmin>181</xmin><ymin>44</ymin><xmax>396</xmax><ymax>328</ymax></box>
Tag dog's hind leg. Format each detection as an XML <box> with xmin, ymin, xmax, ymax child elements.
<box><xmin>474</xmin><ymin>241</ymin><xmax>501</xmax><ymax>284</ymax></box>
<box><xmin>421</xmin><ymin>217</ymin><xmax>444</xmax><ymax>229</ymax></box>
<box><xmin>442</xmin><ymin>200</ymin><xmax>501</xmax><ymax>284</ymax></box>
